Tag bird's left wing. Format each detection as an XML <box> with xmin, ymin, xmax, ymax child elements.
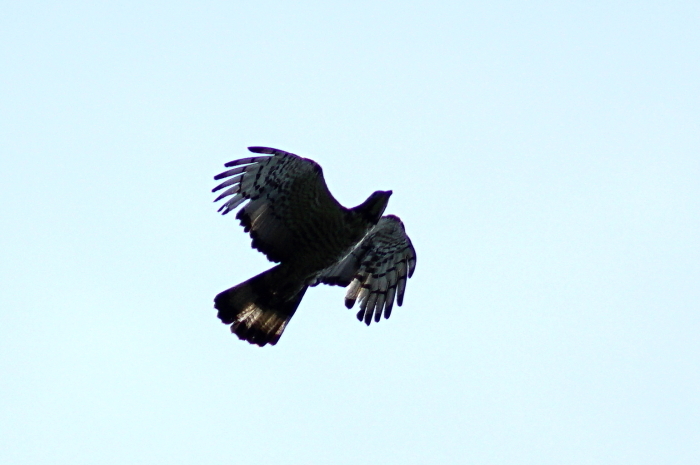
<box><xmin>315</xmin><ymin>215</ymin><xmax>417</xmax><ymax>325</ymax></box>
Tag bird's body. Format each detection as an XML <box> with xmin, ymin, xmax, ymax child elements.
<box><xmin>212</xmin><ymin>147</ymin><xmax>416</xmax><ymax>346</ymax></box>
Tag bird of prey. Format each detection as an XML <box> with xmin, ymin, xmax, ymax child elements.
<box><xmin>212</xmin><ymin>147</ymin><xmax>416</xmax><ymax>346</ymax></box>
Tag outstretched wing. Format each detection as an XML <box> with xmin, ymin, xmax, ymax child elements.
<box><xmin>316</xmin><ymin>215</ymin><xmax>417</xmax><ymax>325</ymax></box>
<box><xmin>213</xmin><ymin>147</ymin><xmax>345</xmax><ymax>263</ymax></box>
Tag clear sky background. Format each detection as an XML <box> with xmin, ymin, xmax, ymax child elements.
<box><xmin>1</xmin><ymin>1</ymin><xmax>699</xmax><ymax>464</ymax></box>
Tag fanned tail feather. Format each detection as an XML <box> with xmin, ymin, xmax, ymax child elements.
<box><xmin>214</xmin><ymin>266</ymin><xmax>307</xmax><ymax>346</ymax></box>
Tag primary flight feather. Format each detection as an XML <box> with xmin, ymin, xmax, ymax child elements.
<box><xmin>212</xmin><ymin>147</ymin><xmax>416</xmax><ymax>346</ymax></box>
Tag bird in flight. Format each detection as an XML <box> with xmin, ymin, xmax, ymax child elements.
<box><xmin>212</xmin><ymin>147</ymin><xmax>417</xmax><ymax>346</ymax></box>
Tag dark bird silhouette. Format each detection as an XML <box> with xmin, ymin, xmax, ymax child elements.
<box><xmin>212</xmin><ymin>147</ymin><xmax>416</xmax><ymax>346</ymax></box>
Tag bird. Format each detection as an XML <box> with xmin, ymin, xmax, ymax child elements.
<box><xmin>212</xmin><ymin>147</ymin><xmax>417</xmax><ymax>346</ymax></box>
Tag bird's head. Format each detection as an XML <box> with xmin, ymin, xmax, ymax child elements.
<box><xmin>355</xmin><ymin>190</ymin><xmax>392</xmax><ymax>224</ymax></box>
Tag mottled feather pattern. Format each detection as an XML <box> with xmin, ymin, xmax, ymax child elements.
<box><xmin>213</xmin><ymin>147</ymin><xmax>353</xmax><ymax>266</ymax></box>
<box><xmin>317</xmin><ymin>215</ymin><xmax>417</xmax><ymax>325</ymax></box>
<box><xmin>214</xmin><ymin>149</ymin><xmax>310</xmax><ymax>262</ymax></box>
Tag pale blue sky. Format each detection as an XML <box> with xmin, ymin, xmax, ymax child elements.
<box><xmin>1</xmin><ymin>1</ymin><xmax>699</xmax><ymax>463</ymax></box>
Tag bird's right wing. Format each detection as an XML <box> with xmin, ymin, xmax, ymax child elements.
<box><xmin>316</xmin><ymin>215</ymin><xmax>417</xmax><ymax>325</ymax></box>
<box><xmin>213</xmin><ymin>147</ymin><xmax>344</xmax><ymax>263</ymax></box>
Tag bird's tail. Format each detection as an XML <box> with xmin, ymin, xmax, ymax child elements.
<box><xmin>214</xmin><ymin>265</ymin><xmax>308</xmax><ymax>347</ymax></box>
